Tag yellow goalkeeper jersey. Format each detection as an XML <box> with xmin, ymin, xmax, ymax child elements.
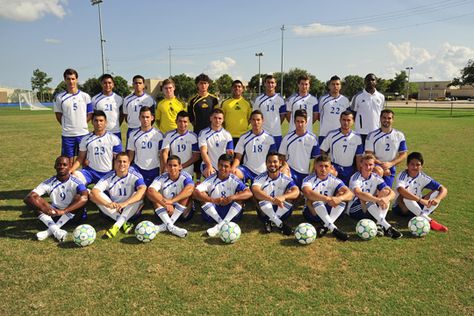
<box><xmin>155</xmin><ymin>97</ymin><xmax>185</xmax><ymax>133</ymax></box>
<box><xmin>220</xmin><ymin>96</ymin><xmax>251</xmax><ymax>137</ymax></box>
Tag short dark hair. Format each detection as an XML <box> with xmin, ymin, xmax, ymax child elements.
<box><xmin>315</xmin><ymin>154</ymin><xmax>331</xmax><ymax>164</ymax></box>
<box><xmin>177</xmin><ymin>110</ymin><xmax>190</xmax><ymax>119</ymax></box>
<box><xmin>162</xmin><ymin>78</ymin><xmax>175</xmax><ymax>87</ymax></box>
<box><xmin>116</xmin><ymin>152</ymin><xmax>129</xmax><ymax>160</ymax></box>
<box><xmin>266</xmin><ymin>151</ymin><xmax>280</xmax><ymax>161</ymax></box>
<box><xmin>381</xmin><ymin>109</ymin><xmax>394</xmax><ymax>117</ymax></box>
<box><xmin>340</xmin><ymin>110</ymin><xmax>354</xmax><ymax>119</ymax></box>
<box><xmin>294</xmin><ymin>109</ymin><xmax>308</xmax><ymax>121</ymax></box>
<box><xmin>211</xmin><ymin>108</ymin><xmax>224</xmax><ymax>116</ymax></box>
<box><xmin>365</xmin><ymin>73</ymin><xmax>376</xmax><ymax>80</ymax></box>
<box><xmin>100</xmin><ymin>73</ymin><xmax>114</xmax><ymax>83</ymax></box>
<box><xmin>250</xmin><ymin>109</ymin><xmax>264</xmax><ymax>119</ymax></box>
<box><xmin>264</xmin><ymin>74</ymin><xmax>275</xmax><ymax>82</ymax></box>
<box><xmin>218</xmin><ymin>153</ymin><xmax>234</xmax><ymax>165</ymax></box>
<box><xmin>92</xmin><ymin>110</ymin><xmax>107</xmax><ymax>120</ymax></box>
<box><xmin>330</xmin><ymin>75</ymin><xmax>341</xmax><ymax>81</ymax></box>
<box><xmin>297</xmin><ymin>74</ymin><xmax>310</xmax><ymax>83</ymax></box>
<box><xmin>133</xmin><ymin>75</ymin><xmax>145</xmax><ymax>83</ymax></box>
<box><xmin>167</xmin><ymin>155</ymin><xmax>182</xmax><ymax>164</ymax></box>
<box><xmin>407</xmin><ymin>152</ymin><xmax>424</xmax><ymax>165</ymax></box>
<box><xmin>195</xmin><ymin>73</ymin><xmax>210</xmax><ymax>85</ymax></box>
<box><xmin>139</xmin><ymin>106</ymin><xmax>153</xmax><ymax>115</ymax></box>
<box><xmin>232</xmin><ymin>80</ymin><xmax>243</xmax><ymax>87</ymax></box>
<box><xmin>63</xmin><ymin>68</ymin><xmax>78</xmax><ymax>79</ymax></box>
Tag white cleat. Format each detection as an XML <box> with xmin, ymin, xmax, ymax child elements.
<box><xmin>53</xmin><ymin>229</ymin><xmax>68</xmax><ymax>242</ymax></box>
<box><xmin>207</xmin><ymin>223</ymin><xmax>221</xmax><ymax>237</ymax></box>
<box><xmin>36</xmin><ymin>229</ymin><xmax>52</xmax><ymax>241</ymax></box>
<box><xmin>167</xmin><ymin>225</ymin><xmax>187</xmax><ymax>238</ymax></box>
<box><xmin>155</xmin><ymin>223</ymin><xmax>167</xmax><ymax>233</ymax></box>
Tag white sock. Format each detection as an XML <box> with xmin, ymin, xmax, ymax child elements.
<box><xmin>202</xmin><ymin>202</ymin><xmax>223</xmax><ymax>223</ymax></box>
<box><xmin>367</xmin><ymin>203</ymin><xmax>390</xmax><ymax>229</ymax></box>
<box><xmin>259</xmin><ymin>201</ymin><xmax>282</xmax><ymax>227</ymax></box>
<box><xmin>38</xmin><ymin>213</ymin><xmax>59</xmax><ymax>233</ymax></box>
<box><xmin>223</xmin><ymin>202</ymin><xmax>242</xmax><ymax>223</ymax></box>
<box><xmin>422</xmin><ymin>191</ymin><xmax>440</xmax><ymax>216</ymax></box>
<box><xmin>56</xmin><ymin>213</ymin><xmax>75</xmax><ymax>228</ymax></box>
<box><xmin>403</xmin><ymin>198</ymin><xmax>432</xmax><ymax>221</ymax></box>
<box><xmin>329</xmin><ymin>202</ymin><xmax>346</xmax><ymax>223</ymax></box>
<box><xmin>275</xmin><ymin>201</ymin><xmax>293</xmax><ymax>218</ymax></box>
<box><xmin>98</xmin><ymin>204</ymin><xmax>119</xmax><ymax>221</ymax></box>
<box><xmin>170</xmin><ymin>203</ymin><xmax>185</xmax><ymax>224</ymax></box>
<box><xmin>155</xmin><ymin>207</ymin><xmax>173</xmax><ymax>226</ymax></box>
<box><xmin>313</xmin><ymin>201</ymin><xmax>336</xmax><ymax>231</ymax></box>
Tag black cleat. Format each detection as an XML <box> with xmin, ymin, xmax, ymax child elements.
<box><xmin>385</xmin><ymin>226</ymin><xmax>403</xmax><ymax>239</ymax></box>
<box><xmin>316</xmin><ymin>226</ymin><xmax>329</xmax><ymax>237</ymax></box>
<box><xmin>332</xmin><ymin>228</ymin><xmax>349</xmax><ymax>241</ymax></box>
<box><xmin>279</xmin><ymin>223</ymin><xmax>294</xmax><ymax>236</ymax></box>
<box><xmin>263</xmin><ymin>220</ymin><xmax>272</xmax><ymax>233</ymax></box>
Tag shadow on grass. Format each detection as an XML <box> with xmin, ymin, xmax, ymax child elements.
<box><xmin>203</xmin><ymin>237</ymin><xmax>231</xmax><ymax>246</ymax></box>
<box><xmin>57</xmin><ymin>241</ymin><xmax>80</xmax><ymax>249</ymax></box>
<box><xmin>0</xmin><ymin>189</ymin><xmax>31</xmax><ymax>200</ymax></box>
<box><xmin>279</xmin><ymin>238</ymin><xmax>301</xmax><ymax>248</ymax></box>
<box><xmin>120</xmin><ymin>236</ymin><xmax>142</xmax><ymax>245</ymax></box>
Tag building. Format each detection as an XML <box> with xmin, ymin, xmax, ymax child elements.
<box><xmin>416</xmin><ymin>81</ymin><xmax>474</xmax><ymax>100</ymax></box>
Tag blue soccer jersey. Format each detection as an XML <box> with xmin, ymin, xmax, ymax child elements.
<box><xmin>252</xmin><ymin>93</ymin><xmax>285</xmax><ymax>137</ymax></box>
<box><xmin>79</xmin><ymin>132</ymin><xmax>122</xmax><ymax>172</ymax></box>
<box><xmin>33</xmin><ymin>175</ymin><xmax>87</xmax><ymax>210</ymax></box>
<box><xmin>234</xmin><ymin>130</ymin><xmax>276</xmax><ymax>175</ymax></box>
<box><xmin>162</xmin><ymin>130</ymin><xmax>199</xmax><ymax>175</ymax></box>
<box><xmin>94</xmin><ymin>168</ymin><xmax>146</xmax><ymax>203</ymax></box>
<box><xmin>149</xmin><ymin>171</ymin><xmax>194</xmax><ymax>200</ymax></box>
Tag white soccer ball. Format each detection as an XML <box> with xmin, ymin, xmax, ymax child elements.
<box><xmin>356</xmin><ymin>219</ymin><xmax>378</xmax><ymax>241</ymax></box>
<box><xmin>408</xmin><ymin>216</ymin><xmax>430</xmax><ymax>237</ymax></box>
<box><xmin>219</xmin><ymin>222</ymin><xmax>241</xmax><ymax>244</ymax></box>
<box><xmin>294</xmin><ymin>223</ymin><xmax>317</xmax><ymax>245</ymax></box>
<box><xmin>135</xmin><ymin>221</ymin><xmax>157</xmax><ymax>243</ymax></box>
<box><xmin>73</xmin><ymin>224</ymin><xmax>96</xmax><ymax>247</ymax></box>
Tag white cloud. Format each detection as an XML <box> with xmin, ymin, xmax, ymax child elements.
<box><xmin>205</xmin><ymin>57</ymin><xmax>236</xmax><ymax>79</ymax></box>
<box><xmin>0</xmin><ymin>0</ymin><xmax>67</xmax><ymax>22</ymax></box>
<box><xmin>44</xmin><ymin>38</ymin><xmax>61</xmax><ymax>44</ymax></box>
<box><xmin>292</xmin><ymin>23</ymin><xmax>376</xmax><ymax>37</ymax></box>
<box><xmin>387</xmin><ymin>42</ymin><xmax>432</xmax><ymax>65</ymax></box>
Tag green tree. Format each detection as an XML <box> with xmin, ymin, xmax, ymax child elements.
<box><xmin>450</xmin><ymin>59</ymin><xmax>474</xmax><ymax>86</ymax></box>
<box><xmin>341</xmin><ymin>75</ymin><xmax>364</xmax><ymax>99</ymax></box>
<box><xmin>113</xmin><ymin>75</ymin><xmax>131</xmax><ymax>97</ymax></box>
<box><xmin>376</xmin><ymin>78</ymin><xmax>391</xmax><ymax>94</ymax></box>
<box><xmin>387</xmin><ymin>71</ymin><xmax>407</xmax><ymax>94</ymax></box>
<box><xmin>31</xmin><ymin>68</ymin><xmax>52</xmax><ymax>102</ymax></box>
<box><xmin>247</xmin><ymin>73</ymin><xmax>267</xmax><ymax>94</ymax></box>
<box><xmin>81</xmin><ymin>78</ymin><xmax>102</xmax><ymax>97</ymax></box>
<box><xmin>216</xmin><ymin>74</ymin><xmax>233</xmax><ymax>95</ymax></box>
<box><xmin>171</xmin><ymin>73</ymin><xmax>195</xmax><ymax>101</ymax></box>
<box><xmin>53</xmin><ymin>81</ymin><xmax>67</xmax><ymax>98</ymax></box>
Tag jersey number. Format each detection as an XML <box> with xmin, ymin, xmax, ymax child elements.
<box><xmin>141</xmin><ymin>141</ymin><xmax>153</xmax><ymax>149</ymax></box>
<box><xmin>59</xmin><ymin>192</ymin><xmax>66</xmax><ymax>201</ymax></box>
<box><xmin>73</xmin><ymin>103</ymin><xmax>78</xmax><ymax>111</ymax></box>
<box><xmin>385</xmin><ymin>143</ymin><xmax>390</xmax><ymax>151</ymax></box>
<box><xmin>118</xmin><ymin>188</ymin><xmax>127</xmax><ymax>196</ymax></box>
<box><xmin>252</xmin><ymin>144</ymin><xmax>263</xmax><ymax>153</ymax></box>
<box><xmin>342</xmin><ymin>144</ymin><xmax>348</xmax><ymax>153</ymax></box>
<box><xmin>177</xmin><ymin>144</ymin><xmax>186</xmax><ymax>152</ymax></box>
<box><xmin>94</xmin><ymin>146</ymin><xmax>105</xmax><ymax>155</ymax></box>
<box><xmin>266</xmin><ymin>104</ymin><xmax>275</xmax><ymax>112</ymax></box>
<box><xmin>330</xmin><ymin>107</ymin><xmax>341</xmax><ymax>115</ymax></box>
<box><xmin>221</xmin><ymin>191</ymin><xmax>227</xmax><ymax>198</ymax></box>
<box><xmin>104</xmin><ymin>103</ymin><xmax>113</xmax><ymax>111</ymax></box>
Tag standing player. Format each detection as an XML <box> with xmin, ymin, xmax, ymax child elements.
<box><xmin>231</xmin><ymin>110</ymin><xmax>276</xmax><ymax>182</ymax></box>
<box><xmin>146</xmin><ymin>155</ymin><xmax>195</xmax><ymax>237</ymax></box>
<box><xmin>365</xmin><ymin>109</ymin><xmax>407</xmax><ymax>187</ymax></box>
<box><xmin>348</xmin><ymin>154</ymin><xmax>403</xmax><ymax>239</ymax></box>
<box><xmin>285</xmin><ymin>74</ymin><xmax>318</xmax><ymax>134</ymax></box>
<box><xmin>92</xmin><ymin>73</ymin><xmax>124</xmax><ymax>141</ymax></box>
<box><xmin>161</xmin><ymin>111</ymin><xmax>200</xmax><ymax>176</ymax></box>
<box><xmin>127</xmin><ymin>106</ymin><xmax>163</xmax><ymax>186</ymax></box>
<box><xmin>24</xmin><ymin>156</ymin><xmax>88</xmax><ymax>242</ymax></box>
<box><xmin>301</xmin><ymin>155</ymin><xmax>354</xmax><ymax>241</ymax></box>
<box><xmin>279</xmin><ymin>109</ymin><xmax>319</xmax><ymax>187</ymax></box>
<box><xmin>54</xmin><ymin>68</ymin><xmax>93</xmax><ymax>165</ymax></box>
<box><xmin>392</xmin><ymin>152</ymin><xmax>448</xmax><ymax>232</ymax></box>
<box><xmin>198</xmin><ymin>108</ymin><xmax>234</xmax><ymax>178</ymax></box>
<box><xmin>253</xmin><ymin>75</ymin><xmax>286</xmax><ymax>149</ymax></box>
<box><xmin>155</xmin><ymin>78</ymin><xmax>185</xmax><ymax>134</ymax></box>
<box><xmin>194</xmin><ymin>154</ymin><xmax>253</xmax><ymax>237</ymax></box>
<box><xmin>91</xmin><ymin>152</ymin><xmax>147</xmax><ymax>238</ymax></box>
<box><xmin>320</xmin><ymin>110</ymin><xmax>363</xmax><ymax>185</ymax></box>
<box><xmin>316</xmin><ymin>75</ymin><xmax>350</xmax><ymax>144</ymax></box>
<box><xmin>252</xmin><ymin>152</ymin><xmax>299</xmax><ymax>235</ymax></box>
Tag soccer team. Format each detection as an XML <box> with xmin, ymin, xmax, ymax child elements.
<box><xmin>24</xmin><ymin>68</ymin><xmax>449</xmax><ymax>243</ymax></box>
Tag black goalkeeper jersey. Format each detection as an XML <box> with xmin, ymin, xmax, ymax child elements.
<box><xmin>188</xmin><ymin>93</ymin><xmax>219</xmax><ymax>134</ymax></box>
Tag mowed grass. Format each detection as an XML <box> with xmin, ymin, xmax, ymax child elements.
<box><xmin>0</xmin><ymin>107</ymin><xmax>473</xmax><ymax>315</ymax></box>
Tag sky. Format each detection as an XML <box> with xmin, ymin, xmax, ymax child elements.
<box><xmin>0</xmin><ymin>0</ymin><xmax>473</xmax><ymax>90</ymax></box>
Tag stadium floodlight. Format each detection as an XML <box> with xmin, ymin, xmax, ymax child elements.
<box><xmin>255</xmin><ymin>52</ymin><xmax>264</xmax><ymax>95</ymax></box>
<box><xmin>428</xmin><ymin>76</ymin><xmax>433</xmax><ymax>101</ymax></box>
<box><xmin>405</xmin><ymin>67</ymin><xmax>413</xmax><ymax>104</ymax></box>
<box><xmin>91</xmin><ymin>0</ymin><xmax>106</xmax><ymax>75</ymax></box>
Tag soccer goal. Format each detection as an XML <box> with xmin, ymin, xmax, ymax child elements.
<box><xmin>19</xmin><ymin>91</ymin><xmax>51</xmax><ymax>110</ymax></box>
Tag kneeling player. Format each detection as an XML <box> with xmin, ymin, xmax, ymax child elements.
<box><xmin>302</xmin><ymin>155</ymin><xmax>354</xmax><ymax>241</ymax></box>
<box><xmin>24</xmin><ymin>156</ymin><xmax>88</xmax><ymax>242</ymax></box>
<box><xmin>91</xmin><ymin>152</ymin><xmax>147</xmax><ymax>238</ymax></box>
<box><xmin>146</xmin><ymin>155</ymin><xmax>194</xmax><ymax>238</ymax></box>
<box><xmin>252</xmin><ymin>152</ymin><xmax>299</xmax><ymax>235</ymax></box>
<box><xmin>393</xmin><ymin>152</ymin><xmax>448</xmax><ymax>232</ymax></box>
<box><xmin>193</xmin><ymin>154</ymin><xmax>253</xmax><ymax>237</ymax></box>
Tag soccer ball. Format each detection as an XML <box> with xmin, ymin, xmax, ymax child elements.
<box><xmin>294</xmin><ymin>223</ymin><xmax>317</xmax><ymax>245</ymax></box>
<box><xmin>73</xmin><ymin>224</ymin><xmax>96</xmax><ymax>247</ymax></box>
<box><xmin>356</xmin><ymin>219</ymin><xmax>378</xmax><ymax>240</ymax></box>
<box><xmin>219</xmin><ymin>222</ymin><xmax>241</xmax><ymax>244</ymax></box>
<box><xmin>135</xmin><ymin>221</ymin><xmax>157</xmax><ymax>243</ymax></box>
<box><xmin>408</xmin><ymin>216</ymin><xmax>430</xmax><ymax>237</ymax></box>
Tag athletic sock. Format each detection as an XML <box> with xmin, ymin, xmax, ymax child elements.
<box><xmin>404</xmin><ymin>198</ymin><xmax>432</xmax><ymax>221</ymax></box>
<box><xmin>56</xmin><ymin>213</ymin><xmax>75</xmax><ymax>228</ymax></box>
<box><xmin>275</xmin><ymin>201</ymin><xmax>292</xmax><ymax>218</ymax></box>
<box><xmin>38</xmin><ymin>213</ymin><xmax>59</xmax><ymax>233</ymax></box>
<box><xmin>222</xmin><ymin>202</ymin><xmax>242</xmax><ymax>223</ymax></box>
<box><xmin>202</xmin><ymin>202</ymin><xmax>223</xmax><ymax>223</ymax></box>
<box><xmin>98</xmin><ymin>204</ymin><xmax>119</xmax><ymax>221</ymax></box>
<box><xmin>367</xmin><ymin>203</ymin><xmax>390</xmax><ymax>229</ymax></box>
<box><xmin>155</xmin><ymin>207</ymin><xmax>172</xmax><ymax>225</ymax></box>
<box><xmin>170</xmin><ymin>203</ymin><xmax>185</xmax><ymax>224</ymax></box>
<box><xmin>312</xmin><ymin>201</ymin><xmax>336</xmax><ymax>231</ymax></box>
<box><xmin>258</xmin><ymin>201</ymin><xmax>282</xmax><ymax>227</ymax></box>
<box><xmin>329</xmin><ymin>202</ymin><xmax>346</xmax><ymax>223</ymax></box>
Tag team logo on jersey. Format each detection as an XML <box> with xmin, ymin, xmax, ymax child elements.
<box><xmin>201</xmin><ymin>104</ymin><xmax>209</xmax><ymax>108</ymax></box>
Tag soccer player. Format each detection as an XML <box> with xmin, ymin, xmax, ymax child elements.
<box><xmin>253</xmin><ymin>74</ymin><xmax>286</xmax><ymax>149</ymax></box>
<box><xmin>221</xmin><ymin>80</ymin><xmax>252</xmax><ymax>146</ymax></box>
<box><xmin>90</xmin><ymin>152</ymin><xmax>147</xmax><ymax>238</ymax></box>
<box><xmin>320</xmin><ymin>110</ymin><xmax>363</xmax><ymax>185</ymax></box>
<box><xmin>54</xmin><ymin>68</ymin><xmax>93</xmax><ymax>165</ymax></box>
<box><xmin>92</xmin><ymin>73</ymin><xmax>124</xmax><ymax>141</ymax></box>
<box><xmin>198</xmin><ymin>108</ymin><xmax>234</xmax><ymax>178</ymax></box>
<box><xmin>146</xmin><ymin>155</ymin><xmax>195</xmax><ymax>237</ymax></box>
<box><xmin>70</xmin><ymin>110</ymin><xmax>122</xmax><ymax>186</ymax></box>
<box><xmin>155</xmin><ymin>78</ymin><xmax>185</xmax><ymax>134</ymax></box>
<box><xmin>127</xmin><ymin>106</ymin><xmax>163</xmax><ymax>186</ymax></box>
<box><xmin>350</xmin><ymin>73</ymin><xmax>385</xmax><ymax>143</ymax></box>
<box><xmin>365</xmin><ymin>109</ymin><xmax>408</xmax><ymax>187</ymax></box>
<box><xmin>316</xmin><ymin>75</ymin><xmax>350</xmax><ymax>144</ymax></box>
<box><xmin>194</xmin><ymin>154</ymin><xmax>253</xmax><ymax>237</ymax></box>
<box><xmin>24</xmin><ymin>156</ymin><xmax>88</xmax><ymax>242</ymax></box>
<box><xmin>348</xmin><ymin>154</ymin><xmax>403</xmax><ymax>239</ymax></box>
<box><xmin>279</xmin><ymin>109</ymin><xmax>319</xmax><ymax>187</ymax></box>
<box><xmin>301</xmin><ymin>155</ymin><xmax>354</xmax><ymax>241</ymax></box>
<box><xmin>252</xmin><ymin>152</ymin><xmax>299</xmax><ymax>235</ymax></box>
<box><xmin>285</xmin><ymin>74</ymin><xmax>318</xmax><ymax>134</ymax></box>
<box><xmin>232</xmin><ymin>110</ymin><xmax>276</xmax><ymax>182</ymax></box>
<box><xmin>392</xmin><ymin>152</ymin><xmax>448</xmax><ymax>232</ymax></box>
<box><xmin>161</xmin><ymin>111</ymin><xmax>199</xmax><ymax>175</ymax></box>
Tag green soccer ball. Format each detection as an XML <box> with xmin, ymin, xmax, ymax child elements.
<box><xmin>356</xmin><ymin>219</ymin><xmax>378</xmax><ymax>240</ymax></box>
<box><xmin>219</xmin><ymin>222</ymin><xmax>241</xmax><ymax>244</ymax></box>
<box><xmin>135</xmin><ymin>221</ymin><xmax>157</xmax><ymax>243</ymax></box>
<box><xmin>295</xmin><ymin>223</ymin><xmax>317</xmax><ymax>245</ymax></box>
<box><xmin>73</xmin><ymin>224</ymin><xmax>96</xmax><ymax>247</ymax></box>
<box><xmin>408</xmin><ymin>216</ymin><xmax>430</xmax><ymax>237</ymax></box>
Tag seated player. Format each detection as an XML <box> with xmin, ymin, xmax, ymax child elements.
<box><xmin>252</xmin><ymin>152</ymin><xmax>299</xmax><ymax>235</ymax></box>
<box><xmin>348</xmin><ymin>154</ymin><xmax>403</xmax><ymax>239</ymax></box>
<box><xmin>146</xmin><ymin>155</ymin><xmax>194</xmax><ymax>238</ymax></box>
<box><xmin>301</xmin><ymin>155</ymin><xmax>354</xmax><ymax>241</ymax></box>
<box><xmin>193</xmin><ymin>154</ymin><xmax>253</xmax><ymax>237</ymax></box>
<box><xmin>393</xmin><ymin>152</ymin><xmax>448</xmax><ymax>232</ymax></box>
<box><xmin>90</xmin><ymin>152</ymin><xmax>147</xmax><ymax>238</ymax></box>
<box><xmin>24</xmin><ymin>156</ymin><xmax>88</xmax><ymax>242</ymax></box>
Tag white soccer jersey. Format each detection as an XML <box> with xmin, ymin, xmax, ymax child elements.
<box><xmin>198</xmin><ymin>127</ymin><xmax>233</xmax><ymax>169</ymax></box>
<box><xmin>393</xmin><ymin>170</ymin><xmax>441</xmax><ymax>205</ymax></box>
<box><xmin>127</xmin><ymin>127</ymin><xmax>163</xmax><ymax>170</ymax></box>
<box><xmin>94</xmin><ymin>169</ymin><xmax>146</xmax><ymax>203</ymax></box>
<box><xmin>365</xmin><ymin>128</ymin><xmax>407</xmax><ymax>163</ymax></box>
<box><xmin>79</xmin><ymin>132</ymin><xmax>122</xmax><ymax>172</ymax></box>
<box><xmin>196</xmin><ymin>173</ymin><xmax>246</xmax><ymax>199</ymax></box>
<box><xmin>54</xmin><ymin>90</ymin><xmax>92</xmax><ymax>137</ymax></box>
<box><xmin>123</xmin><ymin>93</ymin><xmax>156</xmax><ymax>129</ymax></box>
<box><xmin>162</xmin><ymin>130</ymin><xmax>199</xmax><ymax>174</ymax></box>
<box><xmin>149</xmin><ymin>171</ymin><xmax>194</xmax><ymax>199</ymax></box>
<box><xmin>350</xmin><ymin>89</ymin><xmax>385</xmax><ymax>135</ymax></box>
<box><xmin>320</xmin><ymin>129</ymin><xmax>363</xmax><ymax>167</ymax></box>
<box><xmin>279</xmin><ymin>131</ymin><xmax>319</xmax><ymax>174</ymax></box>
<box><xmin>235</xmin><ymin>130</ymin><xmax>276</xmax><ymax>174</ymax></box>
<box><xmin>252</xmin><ymin>93</ymin><xmax>285</xmax><ymax>136</ymax></box>
<box><xmin>33</xmin><ymin>175</ymin><xmax>87</xmax><ymax>210</ymax></box>
<box><xmin>92</xmin><ymin>92</ymin><xmax>123</xmax><ymax>133</ymax></box>
<box><xmin>285</xmin><ymin>93</ymin><xmax>318</xmax><ymax>133</ymax></box>
<box><xmin>317</xmin><ymin>94</ymin><xmax>350</xmax><ymax>137</ymax></box>
<box><xmin>252</xmin><ymin>172</ymin><xmax>296</xmax><ymax>198</ymax></box>
<box><xmin>349</xmin><ymin>172</ymin><xmax>387</xmax><ymax>199</ymax></box>
<box><xmin>302</xmin><ymin>173</ymin><xmax>345</xmax><ymax>197</ymax></box>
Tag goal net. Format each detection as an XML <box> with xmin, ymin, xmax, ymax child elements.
<box><xmin>19</xmin><ymin>91</ymin><xmax>51</xmax><ymax>110</ymax></box>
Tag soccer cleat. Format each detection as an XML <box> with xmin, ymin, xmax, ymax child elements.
<box><xmin>376</xmin><ymin>225</ymin><xmax>384</xmax><ymax>236</ymax></box>
<box><xmin>207</xmin><ymin>223</ymin><xmax>222</xmax><ymax>237</ymax></box>
<box><xmin>278</xmin><ymin>223</ymin><xmax>294</xmax><ymax>236</ymax></box>
<box><xmin>104</xmin><ymin>225</ymin><xmax>120</xmax><ymax>239</ymax></box>
<box><xmin>36</xmin><ymin>229</ymin><xmax>52</xmax><ymax>241</ymax></box>
<box><xmin>430</xmin><ymin>219</ymin><xmax>448</xmax><ymax>232</ymax></box>
<box><xmin>385</xmin><ymin>226</ymin><xmax>403</xmax><ymax>239</ymax></box>
<box><xmin>332</xmin><ymin>228</ymin><xmax>349</xmax><ymax>241</ymax></box>
<box><xmin>53</xmin><ymin>229</ymin><xmax>68</xmax><ymax>242</ymax></box>
<box><xmin>263</xmin><ymin>220</ymin><xmax>272</xmax><ymax>233</ymax></box>
<box><xmin>122</xmin><ymin>222</ymin><xmax>134</xmax><ymax>234</ymax></box>
<box><xmin>167</xmin><ymin>225</ymin><xmax>187</xmax><ymax>238</ymax></box>
<box><xmin>155</xmin><ymin>223</ymin><xmax>167</xmax><ymax>233</ymax></box>
<box><xmin>316</xmin><ymin>226</ymin><xmax>329</xmax><ymax>237</ymax></box>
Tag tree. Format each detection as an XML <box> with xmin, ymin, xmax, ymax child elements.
<box><xmin>113</xmin><ymin>75</ymin><xmax>131</xmax><ymax>97</ymax></box>
<box><xmin>247</xmin><ymin>73</ymin><xmax>267</xmax><ymax>94</ymax></box>
<box><xmin>53</xmin><ymin>81</ymin><xmax>67</xmax><ymax>98</ymax></box>
<box><xmin>275</xmin><ymin>68</ymin><xmax>325</xmax><ymax>98</ymax></box>
<box><xmin>216</xmin><ymin>74</ymin><xmax>233</xmax><ymax>95</ymax></box>
<box><xmin>341</xmin><ymin>75</ymin><xmax>364</xmax><ymax>100</ymax></box>
<box><xmin>171</xmin><ymin>73</ymin><xmax>195</xmax><ymax>101</ymax></box>
<box><xmin>387</xmin><ymin>71</ymin><xmax>407</xmax><ymax>95</ymax></box>
<box><xmin>81</xmin><ymin>78</ymin><xmax>101</xmax><ymax>97</ymax></box>
<box><xmin>450</xmin><ymin>59</ymin><xmax>474</xmax><ymax>86</ymax></box>
<box><xmin>31</xmin><ymin>68</ymin><xmax>52</xmax><ymax>102</ymax></box>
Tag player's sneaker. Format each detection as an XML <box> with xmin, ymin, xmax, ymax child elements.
<box><xmin>36</xmin><ymin>229</ymin><xmax>52</xmax><ymax>241</ymax></box>
<box><xmin>263</xmin><ymin>220</ymin><xmax>272</xmax><ymax>233</ymax></box>
<box><xmin>207</xmin><ymin>223</ymin><xmax>222</xmax><ymax>237</ymax></box>
<box><xmin>384</xmin><ymin>226</ymin><xmax>403</xmax><ymax>239</ymax></box>
<box><xmin>278</xmin><ymin>223</ymin><xmax>294</xmax><ymax>236</ymax></box>
<box><xmin>430</xmin><ymin>219</ymin><xmax>448</xmax><ymax>232</ymax></box>
<box><xmin>53</xmin><ymin>229</ymin><xmax>68</xmax><ymax>242</ymax></box>
<box><xmin>376</xmin><ymin>224</ymin><xmax>384</xmax><ymax>236</ymax></box>
<box><xmin>104</xmin><ymin>225</ymin><xmax>120</xmax><ymax>239</ymax></box>
<box><xmin>332</xmin><ymin>228</ymin><xmax>349</xmax><ymax>241</ymax></box>
<box><xmin>155</xmin><ymin>223</ymin><xmax>167</xmax><ymax>233</ymax></box>
<box><xmin>122</xmin><ymin>222</ymin><xmax>134</xmax><ymax>234</ymax></box>
<box><xmin>167</xmin><ymin>225</ymin><xmax>187</xmax><ymax>238</ymax></box>
<box><xmin>316</xmin><ymin>226</ymin><xmax>329</xmax><ymax>237</ymax></box>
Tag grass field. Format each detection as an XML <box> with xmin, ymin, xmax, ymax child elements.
<box><xmin>0</xmin><ymin>107</ymin><xmax>473</xmax><ymax>315</ymax></box>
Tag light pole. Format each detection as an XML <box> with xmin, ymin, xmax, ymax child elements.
<box><xmin>428</xmin><ymin>76</ymin><xmax>433</xmax><ymax>101</ymax></box>
<box><xmin>255</xmin><ymin>52</ymin><xmax>264</xmax><ymax>95</ymax></box>
<box><xmin>91</xmin><ymin>0</ymin><xmax>106</xmax><ymax>75</ymax></box>
<box><xmin>280</xmin><ymin>25</ymin><xmax>285</xmax><ymax>96</ymax></box>
<box><xmin>405</xmin><ymin>66</ymin><xmax>413</xmax><ymax>104</ymax></box>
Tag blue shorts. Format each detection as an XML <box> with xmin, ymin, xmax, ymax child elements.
<box><xmin>201</xmin><ymin>203</ymin><xmax>243</xmax><ymax>223</ymax></box>
<box><xmin>333</xmin><ymin>163</ymin><xmax>355</xmax><ymax>186</ymax></box>
<box><xmin>347</xmin><ymin>199</ymin><xmax>373</xmax><ymax>221</ymax></box>
<box><xmin>133</xmin><ymin>164</ymin><xmax>159</xmax><ymax>186</ymax></box>
<box><xmin>238</xmin><ymin>165</ymin><xmax>258</xmax><ymax>182</ymax></box>
<box><xmin>257</xmin><ymin>204</ymin><xmax>293</xmax><ymax>222</ymax></box>
<box><xmin>290</xmin><ymin>168</ymin><xmax>308</xmax><ymax>188</ymax></box>
<box><xmin>273</xmin><ymin>135</ymin><xmax>283</xmax><ymax>151</ymax></box>
<box><xmin>61</xmin><ymin>135</ymin><xmax>86</xmax><ymax>158</ymax></box>
<box><xmin>79</xmin><ymin>167</ymin><xmax>108</xmax><ymax>185</ymax></box>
